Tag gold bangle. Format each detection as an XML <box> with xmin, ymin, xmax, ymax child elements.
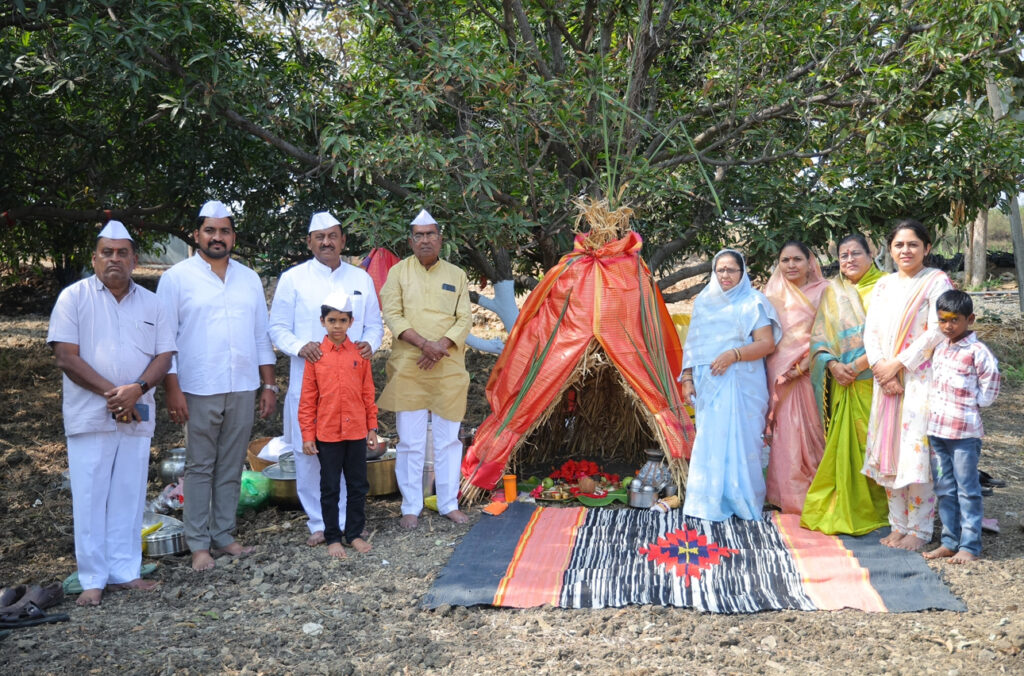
<box><xmin>795</xmin><ymin>363</ymin><xmax>803</xmax><ymax>376</ymax></box>
<box><xmin>732</xmin><ymin>347</ymin><xmax>742</xmax><ymax>362</ymax></box>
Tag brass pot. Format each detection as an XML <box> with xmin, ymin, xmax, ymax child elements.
<box><xmin>262</xmin><ymin>460</ymin><xmax>299</xmax><ymax>507</ymax></box>
<box><xmin>266</xmin><ymin>477</ymin><xmax>298</xmax><ymax>506</ymax></box>
<box><xmin>367</xmin><ymin>451</ymin><xmax>398</xmax><ymax>496</ymax></box>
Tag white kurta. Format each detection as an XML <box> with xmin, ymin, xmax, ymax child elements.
<box><xmin>47</xmin><ymin>276</ymin><xmax>176</xmax><ymax>437</ymax></box>
<box><xmin>48</xmin><ymin>276</ymin><xmax>176</xmax><ymax>589</ymax></box>
<box><xmin>268</xmin><ymin>258</ymin><xmax>383</xmax><ymax>532</ymax></box>
<box><xmin>156</xmin><ymin>255</ymin><xmax>276</xmax><ymax>395</ymax></box>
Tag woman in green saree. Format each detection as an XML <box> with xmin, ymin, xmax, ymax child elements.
<box><xmin>801</xmin><ymin>234</ymin><xmax>889</xmax><ymax>535</ymax></box>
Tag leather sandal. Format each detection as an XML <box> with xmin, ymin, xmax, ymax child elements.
<box><xmin>23</xmin><ymin>582</ymin><xmax>64</xmax><ymax>611</ymax></box>
<box><xmin>0</xmin><ymin>601</ymin><xmax>70</xmax><ymax>629</ymax></box>
<box><xmin>0</xmin><ymin>585</ymin><xmax>40</xmax><ymax>615</ymax></box>
<box><xmin>0</xmin><ymin>585</ymin><xmax>27</xmax><ymax>610</ymax></box>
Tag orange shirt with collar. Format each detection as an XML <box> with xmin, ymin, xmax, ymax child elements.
<box><xmin>298</xmin><ymin>336</ymin><xmax>378</xmax><ymax>443</ymax></box>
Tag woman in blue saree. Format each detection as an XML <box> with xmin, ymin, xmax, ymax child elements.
<box><xmin>680</xmin><ymin>250</ymin><xmax>781</xmax><ymax>521</ymax></box>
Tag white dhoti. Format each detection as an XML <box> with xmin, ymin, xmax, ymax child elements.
<box><xmin>395</xmin><ymin>410</ymin><xmax>462</xmax><ymax>516</ymax></box>
<box><xmin>66</xmin><ymin>430</ymin><xmax>150</xmax><ymax>590</ymax></box>
<box><xmin>285</xmin><ymin>390</ymin><xmax>345</xmax><ymax>534</ymax></box>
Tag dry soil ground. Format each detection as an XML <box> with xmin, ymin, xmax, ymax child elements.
<box><xmin>1</xmin><ymin>282</ymin><xmax>1023</xmax><ymax>675</ymax></box>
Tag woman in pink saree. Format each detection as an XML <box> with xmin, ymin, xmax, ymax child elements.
<box><xmin>764</xmin><ymin>241</ymin><xmax>829</xmax><ymax>514</ymax></box>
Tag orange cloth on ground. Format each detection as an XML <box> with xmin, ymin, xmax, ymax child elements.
<box><xmin>461</xmin><ymin>231</ymin><xmax>694</xmax><ymax>493</ymax></box>
<box><xmin>298</xmin><ymin>336</ymin><xmax>378</xmax><ymax>443</ymax></box>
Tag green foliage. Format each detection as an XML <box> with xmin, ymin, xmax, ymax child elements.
<box><xmin>2</xmin><ymin>0</ymin><xmax>1022</xmax><ymax>293</ymax></box>
<box><xmin>1002</xmin><ymin>363</ymin><xmax>1024</xmax><ymax>385</ymax></box>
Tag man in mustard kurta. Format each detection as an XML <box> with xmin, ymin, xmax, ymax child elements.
<box><xmin>378</xmin><ymin>209</ymin><xmax>472</xmax><ymax>529</ymax></box>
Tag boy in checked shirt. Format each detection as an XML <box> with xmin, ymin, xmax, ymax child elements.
<box><xmin>922</xmin><ymin>290</ymin><xmax>1000</xmax><ymax>564</ymax></box>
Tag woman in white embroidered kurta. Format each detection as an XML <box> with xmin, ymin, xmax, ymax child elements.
<box><xmin>862</xmin><ymin>220</ymin><xmax>951</xmax><ymax>551</ymax></box>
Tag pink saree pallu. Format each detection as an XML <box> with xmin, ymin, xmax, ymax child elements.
<box><xmin>765</xmin><ymin>260</ymin><xmax>829</xmax><ymax>514</ymax></box>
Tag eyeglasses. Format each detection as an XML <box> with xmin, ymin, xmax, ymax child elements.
<box><xmin>715</xmin><ymin>267</ymin><xmax>741</xmax><ymax>275</ymax></box>
<box><xmin>411</xmin><ymin>231</ymin><xmax>440</xmax><ymax>242</ymax></box>
<box><xmin>838</xmin><ymin>250</ymin><xmax>866</xmax><ymax>261</ymax></box>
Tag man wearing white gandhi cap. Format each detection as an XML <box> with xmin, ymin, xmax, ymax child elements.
<box><xmin>378</xmin><ymin>208</ymin><xmax>471</xmax><ymax>528</ymax></box>
<box><xmin>158</xmin><ymin>200</ymin><xmax>278</xmax><ymax>571</ymax></box>
<box><xmin>269</xmin><ymin>210</ymin><xmax>383</xmax><ymax>546</ymax></box>
<box><xmin>48</xmin><ymin>220</ymin><xmax>176</xmax><ymax>605</ymax></box>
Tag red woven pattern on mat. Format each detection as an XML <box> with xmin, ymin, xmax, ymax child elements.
<box><xmin>493</xmin><ymin>506</ymin><xmax>587</xmax><ymax>608</ymax></box>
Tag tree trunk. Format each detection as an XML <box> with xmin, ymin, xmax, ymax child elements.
<box><xmin>467</xmin><ymin>279</ymin><xmax>519</xmax><ymax>354</ymax></box>
<box><xmin>1008</xmin><ymin>198</ymin><xmax>1024</xmax><ymax>314</ymax></box>
<box><xmin>969</xmin><ymin>209</ymin><xmax>987</xmax><ymax>288</ymax></box>
<box><xmin>986</xmin><ymin>79</ymin><xmax>1024</xmax><ymax>313</ymax></box>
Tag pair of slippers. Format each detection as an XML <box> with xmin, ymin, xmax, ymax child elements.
<box><xmin>0</xmin><ymin>583</ymin><xmax>69</xmax><ymax>629</ymax></box>
<box><xmin>979</xmin><ymin>469</ymin><xmax>1006</xmax><ymax>491</ymax></box>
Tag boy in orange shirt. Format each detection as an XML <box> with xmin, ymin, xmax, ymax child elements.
<box><xmin>298</xmin><ymin>291</ymin><xmax>380</xmax><ymax>557</ymax></box>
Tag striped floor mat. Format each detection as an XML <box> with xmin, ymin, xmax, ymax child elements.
<box><xmin>423</xmin><ymin>503</ymin><xmax>965</xmax><ymax>613</ymax></box>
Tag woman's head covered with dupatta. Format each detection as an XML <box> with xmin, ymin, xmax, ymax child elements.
<box><xmin>682</xmin><ymin>249</ymin><xmax>781</xmax><ymax>369</ymax></box>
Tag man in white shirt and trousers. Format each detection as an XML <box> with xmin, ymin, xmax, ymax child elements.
<box><xmin>157</xmin><ymin>201</ymin><xmax>278</xmax><ymax>572</ymax></box>
<box><xmin>48</xmin><ymin>221</ymin><xmax>175</xmax><ymax>606</ymax></box>
<box><xmin>269</xmin><ymin>211</ymin><xmax>383</xmax><ymax>546</ymax></box>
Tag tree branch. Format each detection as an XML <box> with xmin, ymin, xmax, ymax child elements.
<box><xmin>505</xmin><ymin>0</ymin><xmax>554</xmax><ymax>79</ymax></box>
<box><xmin>661</xmin><ymin>282</ymin><xmax>706</xmax><ymax>303</ymax></box>
<box><xmin>3</xmin><ymin>204</ymin><xmax>171</xmax><ymax>223</ymax></box>
<box><xmin>647</xmin><ymin>227</ymin><xmax>699</xmax><ymax>271</ymax></box>
<box><xmin>655</xmin><ymin>261</ymin><xmax>710</xmax><ymax>290</ymax></box>
<box><xmin>464</xmin><ymin>243</ymin><xmax>499</xmax><ymax>282</ymax></box>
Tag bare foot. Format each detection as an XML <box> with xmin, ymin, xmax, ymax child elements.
<box><xmin>349</xmin><ymin>537</ymin><xmax>372</xmax><ymax>554</ymax></box>
<box><xmin>212</xmin><ymin>542</ymin><xmax>256</xmax><ymax>558</ymax></box>
<box><xmin>400</xmin><ymin>514</ymin><xmax>419</xmax><ymax>530</ymax></box>
<box><xmin>107</xmin><ymin>578</ymin><xmax>159</xmax><ymax>592</ymax></box>
<box><xmin>76</xmin><ymin>588</ymin><xmax>103</xmax><ymax>606</ymax></box>
<box><xmin>922</xmin><ymin>545</ymin><xmax>956</xmax><ymax>560</ymax></box>
<box><xmin>948</xmin><ymin>550</ymin><xmax>979</xmax><ymax>564</ymax></box>
<box><xmin>896</xmin><ymin>534</ymin><xmax>928</xmax><ymax>551</ymax></box>
<box><xmin>443</xmin><ymin>509</ymin><xmax>469</xmax><ymax>524</ymax></box>
<box><xmin>192</xmin><ymin>550</ymin><xmax>215</xmax><ymax>571</ymax></box>
<box><xmin>879</xmin><ymin>531</ymin><xmax>904</xmax><ymax>547</ymax></box>
<box><xmin>306</xmin><ymin>531</ymin><xmax>325</xmax><ymax>547</ymax></box>
<box><xmin>327</xmin><ymin>542</ymin><xmax>347</xmax><ymax>559</ymax></box>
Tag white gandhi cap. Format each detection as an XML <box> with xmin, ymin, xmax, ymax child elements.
<box><xmin>309</xmin><ymin>212</ymin><xmax>341</xmax><ymax>233</ymax></box>
<box><xmin>97</xmin><ymin>220</ymin><xmax>134</xmax><ymax>241</ymax></box>
<box><xmin>321</xmin><ymin>290</ymin><xmax>353</xmax><ymax>314</ymax></box>
<box><xmin>410</xmin><ymin>209</ymin><xmax>437</xmax><ymax>226</ymax></box>
<box><xmin>198</xmin><ymin>200</ymin><xmax>232</xmax><ymax>219</ymax></box>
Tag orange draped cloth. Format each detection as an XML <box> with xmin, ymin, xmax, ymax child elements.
<box><xmin>461</xmin><ymin>231</ymin><xmax>694</xmax><ymax>493</ymax></box>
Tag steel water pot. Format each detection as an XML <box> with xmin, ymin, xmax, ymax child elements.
<box><xmin>158</xmin><ymin>447</ymin><xmax>187</xmax><ymax>485</ymax></box>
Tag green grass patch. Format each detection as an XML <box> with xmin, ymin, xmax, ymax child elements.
<box><xmin>975</xmin><ymin>318</ymin><xmax>1024</xmax><ymax>386</ymax></box>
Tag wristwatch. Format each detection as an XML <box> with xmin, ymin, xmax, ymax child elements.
<box><xmin>133</xmin><ymin>379</ymin><xmax>149</xmax><ymax>394</ymax></box>
<box><xmin>262</xmin><ymin>383</ymin><xmax>280</xmax><ymax>394</ymax></box>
